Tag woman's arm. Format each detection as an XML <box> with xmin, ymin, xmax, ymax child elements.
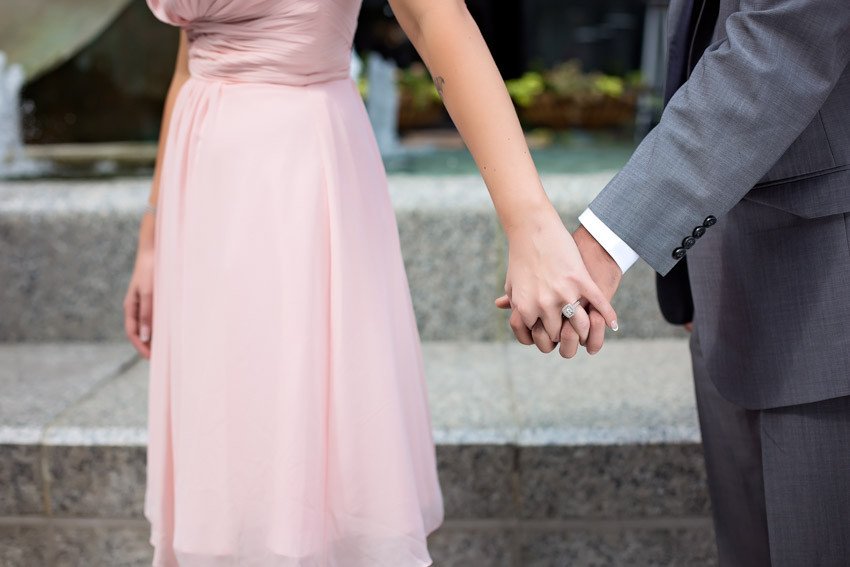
<box><xmin>388</xmin><ymin>0</ymin><xmax>618</xmax><ymax>350</ymax></box>
<box><xmin>148</xmin><ymin>30</ymin><xmax>190</xmax><ymax>214</ymax></box>
<box><xmin>123</xmin><ymin>30</ymin><xmax>190</xmax><ymax>358</ymax></box>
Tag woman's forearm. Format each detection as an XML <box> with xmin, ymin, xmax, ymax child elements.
<box><xmin>139</xmin><ymin>31</ymin><xmax>190</xmax><ymax>250</ymax></box>
<box><xmin>390</xmin><ymin>0</ymin><xmax>619</xmax><ymax>342</ymax></box>
<box><xmin>390</xmin><ymin>0</ymin><xmax>557</xmax><ymax>236</ymax></box>
<box><xmin>149</xmin><ymin>31</ymin><xmax>190</xmax><ymax>208</ymax></box>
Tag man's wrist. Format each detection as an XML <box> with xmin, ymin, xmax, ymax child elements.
<box><xmin>575</xmin><ymin>226</ymin><xmax>621</xmax><ymax>273</ymax></box>
<box><xmin>578</xmin><ymin>208</ymin><xmax>639</xmax><ymax>273</ymax></box>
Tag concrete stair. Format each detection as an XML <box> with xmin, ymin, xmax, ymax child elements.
<box><xmin>0</xmin><ymin>340</ymin><xmax>716</xmax><ymax>566</ymax></box>
<box><xmin>0</xmin><ymin>175</ymin><xmax>687</xmax><ymax>343</ymax></box>
<box><xmin>0</xmin><ymin>174</ymin><xmax>715</xmax><ymax>565</ymax></box>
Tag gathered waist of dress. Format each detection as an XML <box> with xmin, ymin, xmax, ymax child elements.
<box><xmin>184</xmin><ymin>23</ymin><xmax>354</xmax><ymax>87</ymax></box>
<box><xmin>186</xmin><ymin>69</ymin><xmax>355</xmax><ymax>90</ymax></box>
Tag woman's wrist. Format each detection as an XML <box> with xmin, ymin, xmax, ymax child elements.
<box><xmin>503</xmin><ymin>198</ymin><xmax>561</xmax><ymax>241</ymax></box>
<box><xmin>137</xmin><ymin>211</ymin><xmax>156</xmax><ymax>253</ymax></box>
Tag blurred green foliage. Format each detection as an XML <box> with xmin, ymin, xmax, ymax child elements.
<box><xmin>506</xmin><ymin>61</ymin><xmax>643</xmax><ymax>108</ymax></box>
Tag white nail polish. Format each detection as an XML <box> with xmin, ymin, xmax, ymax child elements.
<box><xmin>140</xmin><ymin>326</ymin><xmax>151</xmax><ymax>342</ymax></box>
<box><xmin>611</xmin><ymin>321</ymin><xmax>619</xmax><ymax>332</ymax></box>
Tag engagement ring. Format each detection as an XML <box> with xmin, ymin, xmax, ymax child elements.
<box><xmin>561</xmin><ymin>300</ymin><xmax>582</xmax><ymax>319</ymax></box>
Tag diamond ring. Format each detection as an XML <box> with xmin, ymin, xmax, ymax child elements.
<box><xmin>561</xmin><ymin>300</ymin><xmax>582</xmax><ymax>319</ymax></box>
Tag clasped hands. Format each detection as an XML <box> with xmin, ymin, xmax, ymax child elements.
<box><xmin>497</xmin><ymin>224</ymin><xmax>623</xmax><ymax>358</ymax></box>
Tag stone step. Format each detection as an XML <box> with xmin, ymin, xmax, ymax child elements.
<box><xmin>0</xmin><ymin>339</ymin><xmax>715</xmax><ymax>566</ymax></box>
<box><xmin>0</xmin><ymin>175</ymin><xmax>686</xmax><ymax>342</ymax></box>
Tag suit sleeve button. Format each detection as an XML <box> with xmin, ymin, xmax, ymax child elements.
<box><xmin>693</xmin><ymin>226</ymin><xmax>706</xmax><ymax>238</ymax></box>
<box><xmin>703</xmin><ymin>215</ymin><xmax>717</xmax><ymax>227</ymax></box>
<box><xmin>682</xmin><ymin>236</ymin><xmax>697</xmax><ymax>249</ymax></box>
<box><xmin>672</xmin><ymin>247</ymin><xmax>687</xmax><ymax>259</ymax></box>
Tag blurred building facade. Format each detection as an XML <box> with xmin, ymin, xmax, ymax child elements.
<box><xmin>18</xmin><ymin>0</ymin><xmax>659</xmax><ymax>144</ymax></box>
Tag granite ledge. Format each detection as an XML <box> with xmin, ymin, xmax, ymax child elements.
<box><xmin>1</xmin><ymin>340</ymin><xmax>701</xmax><ymax>448</ymax></box>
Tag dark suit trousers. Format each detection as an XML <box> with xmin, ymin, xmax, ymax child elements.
<box><xmin>690</xmin><ymin>330</ymin><xmax>850</xmax><ymax>566</ymax></box>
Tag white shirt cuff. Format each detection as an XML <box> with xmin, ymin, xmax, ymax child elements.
<box><xmin>579</xmin><ymin>208</ymin><xmax>640</xmax><ymax>274</ymax></box>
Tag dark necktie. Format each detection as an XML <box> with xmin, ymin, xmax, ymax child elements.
<box><xmin>663</xmin><ymin>0</ymin><xmax>721</xmax><ymax>103</ymax></box>
<box><xmin>664</xmin><ymin>0</ymin><xmax>697</xmax><ymax>103</ymax></box>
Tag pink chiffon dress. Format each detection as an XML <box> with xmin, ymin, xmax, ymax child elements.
<box><xmin>142</xmin><ymin>1</ymin><xmax>444</xmax><ymax>565</ymax></box>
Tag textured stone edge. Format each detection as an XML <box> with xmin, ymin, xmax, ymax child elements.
<box><xmin>0</xmin><ymin>174</ymin><xmax>685</xmax><ymax>341</ymax></box>
<box><xmin>0</xmin><ymin>516</ymin><xmax>717</xmax><ymax>567</ymax></box>
<box><xmin>2</xmin><ymin>439</ymin><xmax>708</xmax><ymax>520</ymax></box>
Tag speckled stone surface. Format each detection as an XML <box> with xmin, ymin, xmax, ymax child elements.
<box><xmin>436</xmin><ymin>445</ymin><xmax>517</xmax><ymax>519</ymax></box>
<box><xmin>0</xmin><ymin>524</ymin><xmax>53</xmax><ymax>567</ymax></box>
<box><xmin>0</xmin><ymin>175</ymin><xmax>683</xmax><ymax>342</ymax></box>
<box><xmin>0</xmin><ymin>343</ymin><xmax>136</xmax><ymax>442</ymax></box>
<box><xmin>428</xmin><ymin>525</ymin><xmax>515</xmax><ymax>566</ymax></box>
<box><xmin>0</xmin><ymin>340</ymin><xmax>707</xmax><ymax>520</ymax></box>
<box><xmin>424</xmin><ymin>340</ymin><xmax>699</xmax><ymax>448</ymax></box>
<box><xmin>0</xmin><ymin>521</ymin><xmax>153</xmax><ymax>567</ymax></box>
<box><xmin>507</xmin><ymin>340</ymin><xmax>700</xmax><ymax>446</ymax></box>
<box><xmin>518</xmin><ymin>444</ymin><xmax>710</xmax><ymax>519</ymax></box>
<box><xmin>518</xmin><ymin>524</ymin><xmax>718</xmax><ymax>566</ymax></box>
<box><xmin>52</xmin><ymin>523</ymin><xmax>152</xmax><ymax>567</ymax></box>
<box><xmin>0</xmin><ymin>343</ymin><xmax>139</xmax><ymax>515</ymax></box>
<box><xmin>424</xmin><ymin>343</ymin><xmax>516</xmax><ymax>444</ymax></box>
<box><xmin>47</xmin><ymin>445</ymin><xmax>146</xmax><ymax>518</ymax></box>
<box><xmin>399</xmin><ymin>207</ymin><xmax>507</xmax><ymax>341</ymax></box>
<box><xmin>0</xmin><ymin>444</ymin><xmax>43</xmax><ymax>515</ymax></box>
<box><xmin>0</xmin><ymin>180</ymin><xmax>142</xmax><ymax>342</ymax></box>
<box><xmin>0</xmin><ymin>339</ymin><xmax>715</xmax><ymax>564</ymax></box>
<box><xmin>0</xmin><ymin>521</ymin><xmax>719</xmax><ymax>567</ymax></box>
<box><xmin>45</xmin><ymin>359</ymin><xmax>148</xmax><ymax>446</ymax></box>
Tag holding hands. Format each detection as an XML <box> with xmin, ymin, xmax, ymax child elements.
<box><xmin>388</xmin><ymin>0</ymin><xmax>624</xmax><ymax>359</ymax></box>
<box><xmin>497</xmin><ymin>223</ymin><xmax>623</xmax><ymax>358</ymax></box>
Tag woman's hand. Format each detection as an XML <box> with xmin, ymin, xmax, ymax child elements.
<box><xmin>124</xmin><ymin>214</ymin><xmax>156</xmax><ymax>358</ymax></box>
<box><xmin>121</xmin><ymin>30</ymin><xmax>185</xmax><ymax>359</ymax></box>
<box><xmin>502</xmin><ymin>207</ymin><xmax>618</xmax><ymax>353</ymax></box>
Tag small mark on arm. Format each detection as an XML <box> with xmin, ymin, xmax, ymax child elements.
<box><xmin>435</xmin><ymin>76</ymin><xmax>445</xmax><ymax>97</ymax></box>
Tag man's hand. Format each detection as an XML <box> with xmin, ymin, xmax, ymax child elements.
<box><xmin>562</xmin><ymin>226</ymin><xmax>623</xmax><ymax>357</ymax></box>
<box><xmin>495</xmin><ymin>225</ymin><xmax>623</xmax><ymax>357</ymax></box>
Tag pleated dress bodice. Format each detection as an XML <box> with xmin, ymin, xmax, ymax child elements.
<box><xmin>147</xmin><ymin>0</ymin><xmax>361</xmax><ymax>86</ymax></box>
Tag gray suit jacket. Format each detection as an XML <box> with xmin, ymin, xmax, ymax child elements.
<box><xmin>589</xmin><ymin>0</ymin><xmax>850</xmax><ymax>409</ymax></box>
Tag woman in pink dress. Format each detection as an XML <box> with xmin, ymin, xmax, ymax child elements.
<box><xmin>123</xmin><ymin>0</ymin><xmax>618</xmax><ymax>564</ymax></box>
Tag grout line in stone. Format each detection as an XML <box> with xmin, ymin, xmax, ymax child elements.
<box><xmin>502</xmin><ymin>342</ymin><xmax>523</xmax><ymax>567</ymax></box>
<box><xmin>39</xmin><ymin>442</ymin><xmax>52</xmax><ymax>517</ymax></box>
<box><xmin>438</xmin><ymin>516</ymin><xmax>713</xmax><ymax>532</ymax></box>
<box><xmin>0</xmin><ymin>515</ymin><xmax>148</xmax><ymax>528</ymax></box>
<box><xmin>0</xmin><ymin>514</ymin><xmax>711</xmax><ymax>532</ymax></box>
<box><xmin>501</xmin><ymin>340</ymin><xmax>524</xmax><ymax>566</ymax></box>
<box><xmin>40</xmin><ymin>353</ymin><xmax>141</xmax><ymax>442</ymax></box>
<box><xmin>30</xmin><ymin>351</ymin><xmax>140</xmax><ymax>526</ymax></box>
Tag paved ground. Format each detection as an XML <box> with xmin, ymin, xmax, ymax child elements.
<box><xmin>0</xmin><ymin>340</ymin><xmax>700</xmax><ymax>448</ymax></box>
<box><xmin>0</xmin><ymin>339</ymin><xmax>716</xmax><ymax>566</ymax></box>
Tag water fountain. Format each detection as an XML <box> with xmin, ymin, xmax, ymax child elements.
<box><xmin>0</xmin><ymin>0</ymin><xmax>134</xmax><ymax>178</ymax></box>
<box><xmin>365</xmin><ymin>52</ymin><xmax>402</xmax><ymax>155</ymax></box>
<box><xmin>362</xmin><ymin>52</ymin><xmax>435</xmax><ymax>163</ymax></box>
<box><xmin>0</xmin><ymin>52</ymin><xmax>45</xmax><ymax>177</ymax></box>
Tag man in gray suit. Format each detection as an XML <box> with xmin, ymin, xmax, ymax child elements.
<box><xmin>518</xmin><ymin>0</ymin><xmax>850</xmax><ymax>564</ymax></box>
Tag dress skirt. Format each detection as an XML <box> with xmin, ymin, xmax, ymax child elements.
<box><xmin>144</xmin><ymin>75</ymin><xmax>444</xmax><ymax>567</ymax></box>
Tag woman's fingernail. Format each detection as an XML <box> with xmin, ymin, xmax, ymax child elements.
<box><xmin>611</xmin><ymin>321</ymin><xmax>619</xmax><ymax>332</ymax></box>
<box><xmin>140</xmin><ymin>325</ymin><xmax>151</xmax><ymax>342</ymax></box>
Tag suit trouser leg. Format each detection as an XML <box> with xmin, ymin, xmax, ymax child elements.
<box><xmin>761</xmin><ymin>395</ymin><xmax>850</xmax><ymax>567</ymax></box>
<box><xmin>689</xmin><ymin>331</ymin><xmax>772</xmax><ymax>567</ymax></box>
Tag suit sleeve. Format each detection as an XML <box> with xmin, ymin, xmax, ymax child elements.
<box><xmin>588</xmin><ymin>0</ymin><xmax>850</xmax><ymax>275</ymax></box>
